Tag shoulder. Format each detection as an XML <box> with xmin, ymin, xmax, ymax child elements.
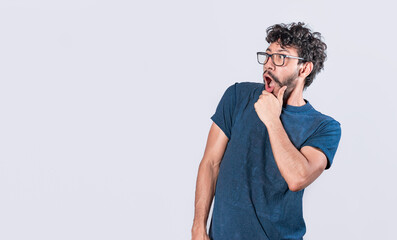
<box><xmin>220</xmin><ymin>81</ymin><xmax>263</xmax><ymax>100</ymax></box>
<box><xmin>226</xmin><ymin>81</ymin><xmax>264</xmax><ymax>97</ymax></box>
<box><xmin>308</xmin><ymin>103</ymin><xmax>341</xmax><ymax>133</ymax></box>
<box><xmin>235</xmin><ymin>81</ymin><xmax>263</xmax><ymax>91</ymax></box>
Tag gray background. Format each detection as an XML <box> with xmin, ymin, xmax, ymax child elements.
<box><xmin>0</xmin><ymin>0</ymin><xmax>396</xmax><ymax>239</ymax></box>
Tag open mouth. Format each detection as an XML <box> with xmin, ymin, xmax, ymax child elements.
<box><xmin>264</xmin><ymin>74</ymin><xmax>275</xmax><ymax>93</ymax></box>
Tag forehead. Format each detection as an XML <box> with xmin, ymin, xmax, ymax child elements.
<box><xmin>266</xmin><ymin>41</ymin><xmax>298</xmax><ymax>55</ymax></box>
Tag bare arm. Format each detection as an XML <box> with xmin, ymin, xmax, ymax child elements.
<box><xmin>191</xmin><ymin>122</ymin><xmax>229</xmax><ymax>238</ymax></box>
<box><xmin>266</xmin><ymin>119</ymin><xmax>327</xmax><ymax>192</ymax></box>
<box><xmin>254</xmin><ymin>87</ymin><xmax>328</xmax><ymax>192</ymax></box>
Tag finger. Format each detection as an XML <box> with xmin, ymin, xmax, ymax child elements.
<box><xmin>277</xmin><ymin>86</ymin><xmax>288</xmax><ymax>105</ymax></box>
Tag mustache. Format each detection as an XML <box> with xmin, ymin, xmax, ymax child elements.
<box><xmin>263</xmin><ymin>70</ymin><xmax>282</xmax><ymax>86</ymax></box>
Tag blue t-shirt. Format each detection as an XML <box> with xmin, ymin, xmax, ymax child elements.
<box><xmin>208</xmin><ymin>82</ymin><xmax>342</xmax><ymax>240</ymax></box>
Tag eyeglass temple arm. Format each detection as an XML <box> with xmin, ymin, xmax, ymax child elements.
<box><xmin>285</xmin><ymin>55</ymin><xmax>305</xmax><ymax>60</ymax></box>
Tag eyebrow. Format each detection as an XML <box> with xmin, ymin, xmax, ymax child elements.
<box><xmin>266</xmin><ymin>47</ymin><xmax>290</xmax><ymax>54</ymax></box>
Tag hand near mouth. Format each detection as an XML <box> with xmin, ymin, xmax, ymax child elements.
<box><xmin>254</xmin><ymin>86</ymin><xmax>288</xmax><ymax>127</ymax></box>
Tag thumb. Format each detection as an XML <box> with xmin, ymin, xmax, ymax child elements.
<box><xmin>278</xmin><ymin>86</ymin><xmax>288</xmax><ymax>105</ymax></box>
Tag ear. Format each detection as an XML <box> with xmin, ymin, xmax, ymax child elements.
<box><xmin>299</xmin><ymin>62</ymin><xmax>313</xmax><ymax>78</ymax></box>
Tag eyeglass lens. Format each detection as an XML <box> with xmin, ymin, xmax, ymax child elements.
<box><xmin>258</xmin><ymin>53</ymin><xmax>285</xmax><ymax>66</ymax></box>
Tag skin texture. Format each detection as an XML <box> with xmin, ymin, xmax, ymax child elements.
<box><xmin>192</xmin><ymin>40</ymin><xmax>328</xmax><ymax>239</ymax></box>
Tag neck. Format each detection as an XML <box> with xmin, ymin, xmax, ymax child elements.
<box><xmin>285</xmin><ymin>84</ymin><xmax>306</xmax><ymax>107</ymax></box>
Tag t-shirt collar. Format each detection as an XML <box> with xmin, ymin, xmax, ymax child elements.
<box><xmin>282</xmin><ymin>99</ymin><xmax>313</xmax><ymax>113</ymax></box>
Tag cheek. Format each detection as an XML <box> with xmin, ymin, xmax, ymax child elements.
<box><xmin>273</xmin><ymin>86</ymin><xmax>281</xmax><ymax>95</ymax></box>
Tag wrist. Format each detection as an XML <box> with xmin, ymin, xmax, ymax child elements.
<box><xmin>191</xmin><ymin>224</ymin><xmax>206</xmax><ymax>233</ymax></box>
<box><xmin>192</xmin><ymin>219</ymin><xmax>206</xmax><ymax>229</ymax></box>
<box><xmin>264</xmin><ymin>117</ymin><xmax>282</xmax><ymax>129</ymax></box>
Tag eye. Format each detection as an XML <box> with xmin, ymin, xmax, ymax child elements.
<box><xmin>277</xmin><ymin>54</ymin><xmax>285</xmax><ymax>60</ymax></box>
<box><xmin>273</xmin><ymin>54</ymin><xmax>285</xmax><ymax>65</ymax></box>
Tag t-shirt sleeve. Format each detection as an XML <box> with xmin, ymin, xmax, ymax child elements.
<box><xmin>210</xmin><ymin>83</ymin><xmax>238</xmax><ymax>140</ymax></box>
<box><xmin>301</xmin><ymin>120</ymin><xmax>342</xmax><ymax>170</ymax></box>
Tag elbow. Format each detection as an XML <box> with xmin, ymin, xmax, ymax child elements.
<box><xmin>286</xmin><ymin>166</ymin><xmax>311</xmax><ymax>192</ymax></box>
<box><xmin>288</xmin><ymin>183</ymin><xmax>304</xmax><ymax>192</ymax></box>
<box><xmin>287</xmin><ymin>177</ymin><xmax>306</xmax><ymax>192</ymax></box>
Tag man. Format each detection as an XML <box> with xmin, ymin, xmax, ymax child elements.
<box><xmin>191</xmin><ymin>22</ymin><xmax>342</xmax><ymax>240</ymax></box>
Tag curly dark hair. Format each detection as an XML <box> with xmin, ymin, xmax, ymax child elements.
<box><xmin>265</xmin><ymin>22</ymin><xmax>327</xmax><ymax>89</ymax></box>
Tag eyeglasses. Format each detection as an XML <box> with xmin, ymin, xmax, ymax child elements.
<box><xmin>257</xmin><ymin>52</ymin><xmax>305</xmax><ymax>66</ymax></box>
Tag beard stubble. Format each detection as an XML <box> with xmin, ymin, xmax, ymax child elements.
<box><xmin>265</xmin><ymin>70</ymin><xmax>299</xmax><ymax>104</ymax></box>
